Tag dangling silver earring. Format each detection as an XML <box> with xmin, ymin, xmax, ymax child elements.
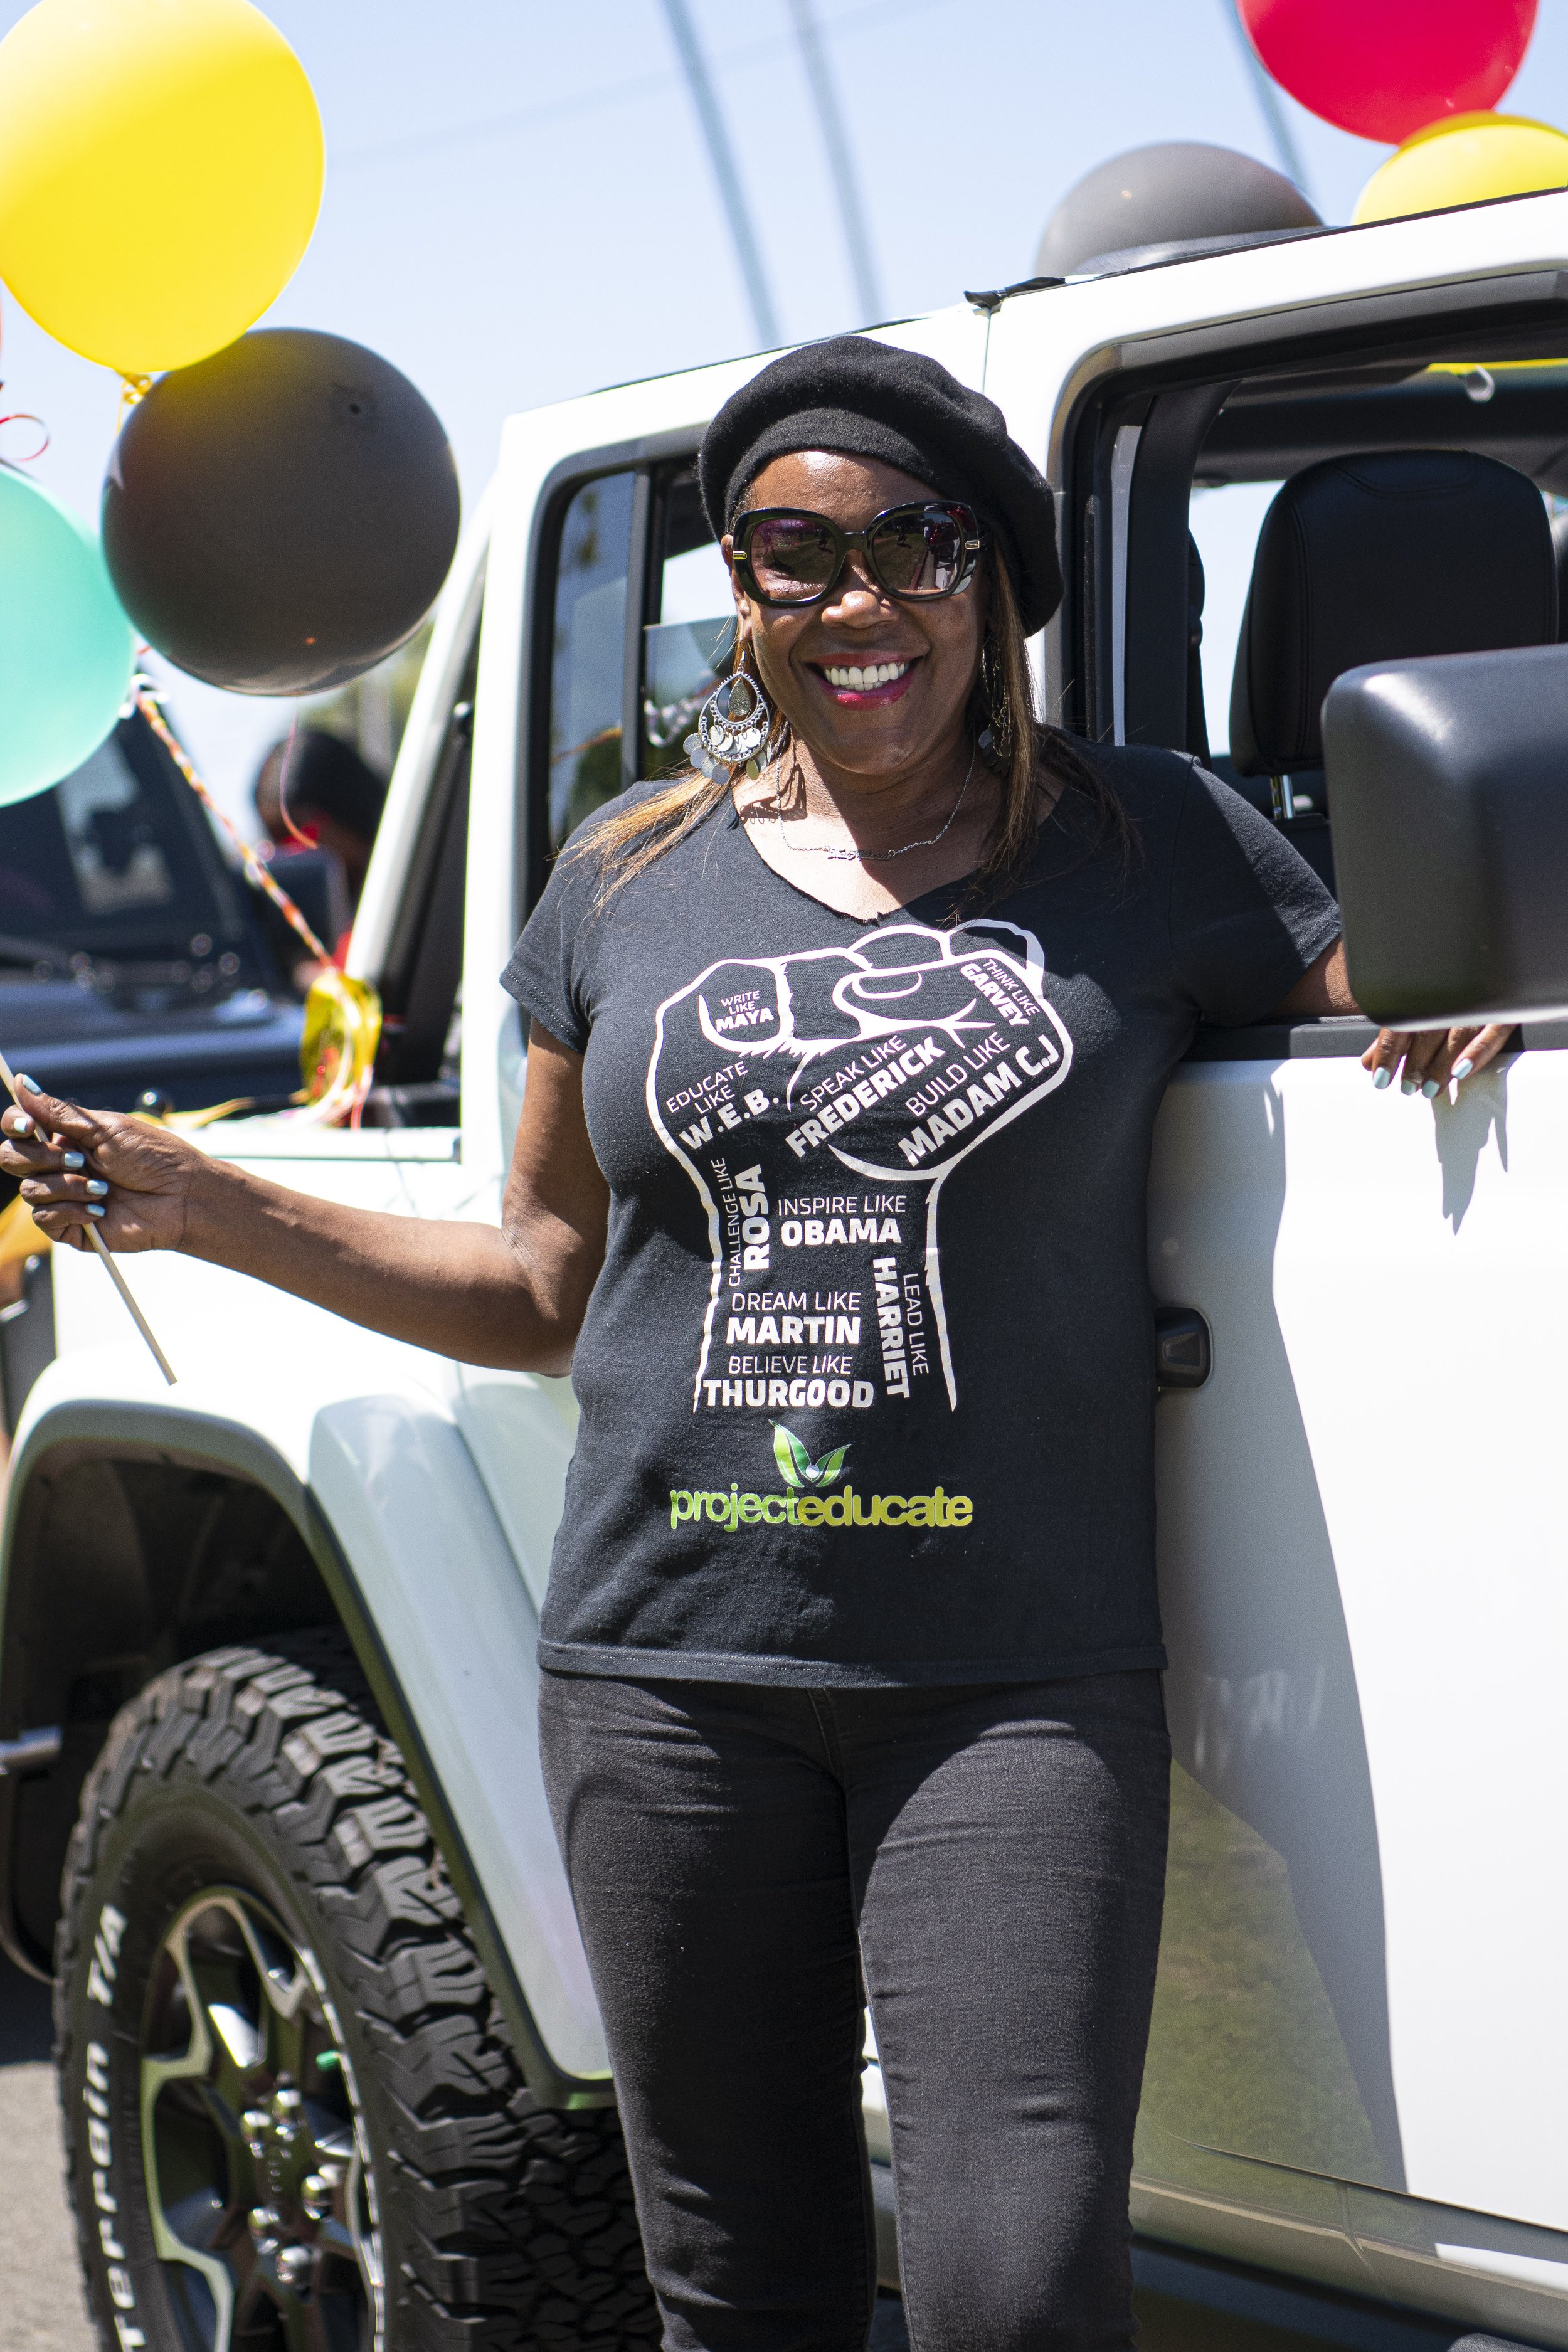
<box><xmin>687</xmin><ymin>655</ymin><xmax>777</xmax><ymax>781</ymax></box>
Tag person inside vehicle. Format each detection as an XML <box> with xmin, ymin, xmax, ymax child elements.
<box><xmin>0</xmin><ymin>337</ymin><xmax>1512</xmax><ymax>2352</ymax></box>
<box><xmin>252</xmin><ymin>726</ymin><xmax>387</xmax><ymax>987</ymax></box>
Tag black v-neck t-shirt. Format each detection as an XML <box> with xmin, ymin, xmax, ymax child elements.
<box><xmin>502</xmin><ymin>746</ymin><xmax>1340</xmax><ymax>1687</ymax></box>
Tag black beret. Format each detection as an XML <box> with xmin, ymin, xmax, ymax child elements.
<box><xmin>698</xmin><ymin>335</ymin><xmax>1062</xmax><ymax>635</ymax></box>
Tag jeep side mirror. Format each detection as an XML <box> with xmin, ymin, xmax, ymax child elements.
<box><xmin>1323</xmin><ymin>642</ymin><xmax>1568</xmax><ymax>1029</ymax></box>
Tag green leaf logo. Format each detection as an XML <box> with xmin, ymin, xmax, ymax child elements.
<box><xmin>771</xmin><ymin>1423</ymin><xmax>850</xmax><ymax>1488</ymax></box>
<box><xmin>773</xmin><ymin>1422</ymin><xmax>812</xmax><ymax>1488</ymax></box>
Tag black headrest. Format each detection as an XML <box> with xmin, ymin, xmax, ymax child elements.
<box><xmin>1229</xmin><ymin>449</ymin><xmax>1557</xmax><ymax>776</ymax></box>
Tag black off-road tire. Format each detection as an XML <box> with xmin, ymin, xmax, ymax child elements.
<box><xmin>55</xmin><ymin>1632</ymin><xmax>659</xmax><ymax>2351</ymax></box>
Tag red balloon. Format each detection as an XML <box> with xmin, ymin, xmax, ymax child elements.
<box><xmin>1239</xmin><ymin>0</ymin><xmax>1537</xmax><ymax>146</ymax></box>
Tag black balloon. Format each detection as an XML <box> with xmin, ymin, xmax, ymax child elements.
<box><xmin>102</xmin><ymin>328</ymin><xmax>462</xmax><ymax>695</ymax></box>
<box><xmin>1036</xmin><ymin>142</ymin><xmax>1320</xmax><ymax>279</ymax></box>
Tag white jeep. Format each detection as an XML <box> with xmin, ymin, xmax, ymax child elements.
<box><xmin>9</xmin><ymin>183</ymin><xmax>1568</xmax><ymax>2352</ymax></box>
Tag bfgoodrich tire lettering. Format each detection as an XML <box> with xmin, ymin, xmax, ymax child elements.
<box><xmin>55</xmin><ymin>1634</ymin><xmax>659</xmax><ymax>2351</ymax></box>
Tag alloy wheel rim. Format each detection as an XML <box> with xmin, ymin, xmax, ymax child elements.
<box><xmin>139</xmin><ymin>1887</ymin><xmax>383</xmax><ymax>2352</ymax></box>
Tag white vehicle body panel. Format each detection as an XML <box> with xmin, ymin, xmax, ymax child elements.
<box><xmin>1143</xmin><ymin>1044</ymin><xmax>1568</xmax><ymax>2338</ymax></box>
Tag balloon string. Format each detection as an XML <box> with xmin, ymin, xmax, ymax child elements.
<box><xmin>0</xmin><ymin>408</ymin><xmax>48</xmax><ymax>469</ymax></box>
<box><xmin>117</xmin><ymin>373</ymin><xmax>150</xmax><ymax>428</ymax></box>
<box><xmin>275</xmin><ymin>712</ymin><xmax>316</xmax><ymax>847</ymax></box>
<box><xmin>132</xmin><ymin>681</ymin><xmax>334</xmax><ymax>966</ymax></box>
<box><xmin>0</xmin><ymin>306</ymin><xmax>48</xmax><ymax>467</ymax></box>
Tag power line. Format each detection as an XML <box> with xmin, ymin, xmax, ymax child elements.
<box><xmin>786</xmin><ymin>0</ymin><xmax>885</xmax><ymax>323</ymax></box>
<box><xmin>657</xmin><ymin>0</ymin><xmax>780</xmax><ymax>349</ymax></box>
<box><xmin>336</xmin><ymin>64</ymin><xmax>675</xmax><ymax>169</ymax></box>
<box><xmin>335</xmin><ymin>0</ymin><xmax>956</xmax><ymax>174</ymax></box>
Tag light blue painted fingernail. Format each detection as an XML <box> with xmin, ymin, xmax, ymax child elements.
<box><xmin>1401</xmin><ymin>1078</ymin><xmax>1417</xmax><ymax>1095</ymax></box>
<box><xmin>85</xmin><ymin>1202</ymin><xmax>105</xmax><ymax>1217</ymax></box>
<box><xmin>1453</xmin><ymin>1057</ymin><xmax>1474</xmax><ymax>1080</ymax></box>
<box><xmin>15</xmin><ymin>1076</ymin><xmax>38</xmax><ymax>1094</ymax></box>
<box><xmin>1422</xmin><ymin>1078</ymin><xmax>1440</xmax><ymax>1098</ymax></box>
<box><xmin>1372</xmin><ymin>1067</ymin><xmax>1392</xmax><ymax>1089</ymax></box>
<box><xmin>85</xmin><ymin>1179</ymin><xmax>109</xmax><ymax>1198</ymax></box>
<box><xmin>61</xmin><ymin>1151</ymin><xmax>85</xmax><ymax>1170</ymax></box>
<box><xmin>4</xmin><ymin>1112</ymin><xmax>31</xmax><ymax>1136</ymax></box>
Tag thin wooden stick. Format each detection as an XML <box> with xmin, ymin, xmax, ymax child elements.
<box><xmin>0</xmin><ymin>1051</ymin><xmax>176</xmax><ymax>1386</ymax></box>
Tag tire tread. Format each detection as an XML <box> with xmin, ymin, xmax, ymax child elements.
<box><xmin>55</xmin><ymin>1631</ymin><xmax>658</xmax><ymax>2350</ymax></box>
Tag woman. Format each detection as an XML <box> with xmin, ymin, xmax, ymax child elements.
<box><xmin>1</xmin><ymin>338</ymin><xmax>1510</xmax><ymax>2351</ymax></box>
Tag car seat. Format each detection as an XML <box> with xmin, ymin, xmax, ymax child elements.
<box><xmin>1227</xmin><ymin>448</ymin><xmax>1557</xmax><ymax>892</ymax></box>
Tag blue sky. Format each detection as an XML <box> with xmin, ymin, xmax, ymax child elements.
<box><xmin>4</xmin><ymin>0</ymin><xmax>1567</xmax><ymax>812</ymax></box>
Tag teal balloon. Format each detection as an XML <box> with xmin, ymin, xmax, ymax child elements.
<box><xmin>0</xmin><ymin>467</ymin><xmax>135</xmax><ymax>805</ymax></box>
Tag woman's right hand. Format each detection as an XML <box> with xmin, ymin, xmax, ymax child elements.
<box><xmin>0</xmin><ymin>1076</ymin><xmax>205</xmax><ymax>1254</ymax></box>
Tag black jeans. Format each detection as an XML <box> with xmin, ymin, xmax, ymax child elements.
<box><xmin>538</xmin><ymin>1670</ymin><xmax>1170</xmax><ymax>2352</ymax></box>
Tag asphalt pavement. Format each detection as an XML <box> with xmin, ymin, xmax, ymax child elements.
<box><xmin>0</xmin><ymin>1957</ymin><xmax>93</xmax><ymax>2352</ymax></box>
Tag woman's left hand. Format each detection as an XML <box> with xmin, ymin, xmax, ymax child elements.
<box><xmin>1360</xmin><ymin>1024</ymin><xmax>1515</xmax><ymax>1097</ymax></box>
<box><xmin>1278</xmin><ymin>945</ymin><xmax>1514</xmax><ymax>1096</ymax></box>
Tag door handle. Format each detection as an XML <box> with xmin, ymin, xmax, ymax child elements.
<box><xmin>1155</xmin><ymin>1305</ymin><xmax>1211</xmax><ymax>1392</ymax></box>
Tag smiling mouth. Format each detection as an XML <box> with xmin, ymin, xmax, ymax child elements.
<box><xmin>814</xmin><ymin>658</ymin><xmax>916</xmax><ymax>702</ymax></box>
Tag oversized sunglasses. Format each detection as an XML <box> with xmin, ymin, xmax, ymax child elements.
<box><xmin>731</xmin><ymin>501</ymin><xmax>984</xmax><ymax>607</ymax></box>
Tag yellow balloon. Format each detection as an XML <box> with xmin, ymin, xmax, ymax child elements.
<box><xmin>1355</xmin><ymin>113</ymin><xmax>1568</xmax><ymax>226</ymax></box>
<box><xmin>0</xmin><ymin>0</ymin><xmax>323</xmax><ymax>374</ymax></box>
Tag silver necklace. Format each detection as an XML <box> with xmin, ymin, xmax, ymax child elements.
<box><xmin>771</xmin><ymin>744</ymin><xmax>977</xmax><ymax>862</ymax></box>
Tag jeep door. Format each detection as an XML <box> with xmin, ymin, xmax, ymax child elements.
<box><xmin>989</xmin><ymin>209</ymin><xmax>1568</xmax><ymax>2341</ymax></box>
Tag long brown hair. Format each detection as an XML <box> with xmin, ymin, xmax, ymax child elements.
<box><xmin>572</xmin><ymin>549</ymin><xmax>1128</xmax><ymax>909</ymax></box>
